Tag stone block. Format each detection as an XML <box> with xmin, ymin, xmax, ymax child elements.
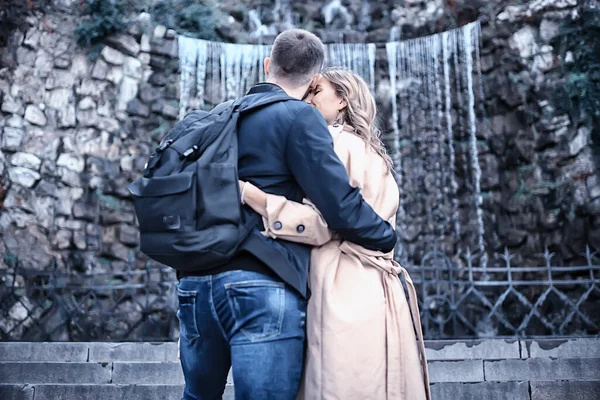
<box><xmin>1</xmin><ymin>95</ymin><xmax>24</xmax><ymax>114</ymax></box>
<box><xmin>24</xmin><ymin>105</ymin><xmax>47</xmax><ymax>126</ymax></box>
<box><xmin>530</xmin><ymin>381</ymin><xmax>600</xmax><ymax>400</ymax></box>
<box><xmin>428</xmin><ymin>360</ymin><xmax>484</xmax><ymax>383</ymax></box>
<box><xmin>484</xmin><ymin>358</ymin><xmax>600</xmax><ymax>382</ymax></box>
<box><xmin>1</xmin><ymin>127</ymin><xmax>24</xmax><ymax>151</ymax></box>
<box><xmin>151</xmin><ymin>38</ymin><xmax>177</xmax><ymax>57</ymax></box>
<box><xmin>426</xmin><ymin>339</ymin><xmax>520</xmax><ymax>360</ymax></box>
<box><xmin>0</xmin><ymin>362</ymin><xmax>111</xmax><ymax>384</ymax></box>
<box><xmin>106</xmin><ymin>34</ymin><xmax>140</xmax><ymax>57</ymax></box>
<box><xmin>45</xmin><ymin>69</ymin><xmax>75</xmax><ymax>89</ymax></box>
<box><xmin>33</xmin><ymin>384</ymin><xmax>187</xmax><ymax>400</ymax></box>
<box><xmin>57</xmin><ymin>153</ymin><xmax>85</xmax><ymax>173</ymax></box>
<box><xmin>112</xmin><ymin>362</ymin><xmax>184</xmax><ymax>384</ymax></box>
<box><xmin>8</xmin><ymin>167</ymin><xmax>41</xmax><ymax>188</ymax></box>
<box><xmin>0</xmin><ymin>344</ymin><xmax>74</xmax><ymax>366</ymax></box>
<box><xmin>126</xmin><ymin>99</ymin><xmax>150</xmax><ymax>117</ymax></box>
<box><xmin>101</xmin><ymin>46</ymin><xmax>125</xmax><ymax>65</ymax></box>
<box><xmin>0</xmin><ymin>384</ymin><xmax>34</xmax><ymax>400</ymax></box>
<box><xmin>430</xmin><ymin>382</ymin><xmax>529</xmax><ymax>400</ymax></box>
<box><xmin>124</xmin><ymin>57</ymin><xmax>143</xmax><ymax>79</ymax></box>
<box><xmin>88</xmin><ymin>342</ymin><xmax>178</xmax><ymax>362</ymax></box>
<box><xmin>10</xmin><ymin>152</ymin><xmax>41</xmax><ymax>170</ymax></box>
<box><xmin>524</xmin><ymin>338</ymin><xmax>600</xmax><ymax>359</ymax></box>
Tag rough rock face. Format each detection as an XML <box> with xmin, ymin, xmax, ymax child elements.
<box><xmin>0</xmin><ymin>0</ymin><xmax>598</xmax><ymax>278</ymax></box>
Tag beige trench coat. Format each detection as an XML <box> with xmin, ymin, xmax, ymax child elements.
<box><xmin>259</xmin><ymin>125</ymin><xmax>431</xmax><ymax>400</ymax></box>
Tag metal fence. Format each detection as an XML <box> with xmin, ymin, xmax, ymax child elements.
<box><xmin>1</xmin><ymin>246</ymin><xmax>599</xmax><ymax>341</ymax></box>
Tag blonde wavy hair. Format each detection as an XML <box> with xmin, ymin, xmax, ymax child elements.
<box><xmin>321</xmin><ymin>68</ymin><xmax>393</xmax><ymax>170</ymax></box>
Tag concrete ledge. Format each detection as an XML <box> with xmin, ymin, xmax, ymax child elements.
<box><xmin>0</xmin><ymin>384</ymin><xmax>34</xmax><ymax>400</ymax></box>
<box><xmin>112</xmin><ymin>362</ymin><xmax>184</xmax><ymax>385</ymax></box>
<box><xmin>430</xmin><ymin>381</ymin><xmax>530</xmax><ymax>400</ymax></box>
<box><xmin>428</xmin><ymin>360</ymin><xmax>484</xmax><ymax>383</ymax></box>
<box><xmin>530</xmin><ymin>381</ymin><xmax>600</xmax><ymax>400</ymax></box>
<box><xmin>484</xmin><ymin>358</ymin><xmax>600</xmax><ymax>382</ymax></box>
<box><xmin>523</xmin><ymin>338</ymin><xmax>600</xmax><ymax>359</ymax></box>
<box><xmin>426</xmin><ymin>339</ymin><xmax>520</xmax><ymax>360</ymax></box>
<box><xmin>25</xmin><ymin>384</ymin><xmax>234</xmax><ymax>400</ymax></box>
<box><xmin>0</xmin><ymin>343</ymin><xmax>88</xmax><ymax>362</ymax></box>
<box><xmin>88</xmin><ymin>342</ymin><xmax>178</xmax><ymax>362</ymax></box>
<box><xmin>0</xmin><ymin>362</ymin><xmax>111</xmax><ymax>384</ymax></box>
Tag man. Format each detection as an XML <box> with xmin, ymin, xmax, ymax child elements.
<box><xmin>177</xmin><ymin>29</ymin><xmax>397</xmax><ymax>400</ymax></box>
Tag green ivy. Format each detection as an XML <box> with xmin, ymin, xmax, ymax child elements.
<box><xmin>552</xmin><ymin>5</ymin><xmax>600</xmax><ymax>159</ymax></box>
<box><xmin>150</xmin><ymin>0</ymin><xmax>221</xmax><ymax>41</ymax></box>
<box><xmin>75</xmin><ymin>0</ymin><xmax>222</xmax><ymax>47</ymax></box>
<box><xmin>75</xmin><ymin>0</ymin><xmax>134</xmax><ymax>47</ymax></box>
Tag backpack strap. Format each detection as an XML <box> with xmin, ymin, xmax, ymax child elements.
<box><xmin>210</xmin><ymin>100</ymin><xmax>235</xmax><ymax>115</ymax></box>
<box><xmin>237</xmin><ymin>93</ymin><xmax>302</xmax><ymax>114</ymax></box>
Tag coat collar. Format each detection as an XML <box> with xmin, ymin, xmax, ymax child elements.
<box><xmin>247</xmin><ymin>83</ymin><xmax>286</xmax><ymax>95</ymax></box>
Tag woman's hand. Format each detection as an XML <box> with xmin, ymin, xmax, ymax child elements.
<box><xmin>238</xmin><ymin>181</ymin><xmax>268</xmax><ymax>218</ymax></box>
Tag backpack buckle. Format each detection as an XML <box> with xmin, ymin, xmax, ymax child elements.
<box><xmin>157</xmin><ymin>139</ymin><xmax>174</xmax><ymax>152</ymax></box>
<box><xmin>181</xmin><ymin>145</ymin><xmax>199</xmax><ymax>159</ymax></box>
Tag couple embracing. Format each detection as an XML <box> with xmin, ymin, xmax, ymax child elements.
<box><xmin>177</xmin><ymin>29</ymin><xmax>430</xmax><ymax>400</ymax></box>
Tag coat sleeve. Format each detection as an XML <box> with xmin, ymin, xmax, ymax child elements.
<box><xmin>260</xmin><ymin>195</ymin><xmax>333</xmax><ymax>246</ymax></box>
<box><xmin>284</xmin><ymin>105</ymin><xmax>397</xmax><ymax>253</ymax></box>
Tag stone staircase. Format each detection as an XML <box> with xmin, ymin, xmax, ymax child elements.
<box><xmin>0</xmin><ymin>339</ymin><xmax>598</xmax><ymax>399</ymax></box>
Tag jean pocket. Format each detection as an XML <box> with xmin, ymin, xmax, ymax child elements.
<box><xmin>177</xmin><ymin>288</ymin><xmax>201</xmax><ymax>341</ymax></box>
<box><xmin>225</xmin><ymin>280</ymin><xmax>285</xmax><ymax>342</ymax></box>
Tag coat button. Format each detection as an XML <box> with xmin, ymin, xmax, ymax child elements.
<box><xmin>273</xmin><ymin>221</ymin><xmax>283</xmax><ymax>230</ymax></box>
<box><xmin>296</xmin><ymin>225</ymin><xmax>305</xmax><ymax>233</ymax></box>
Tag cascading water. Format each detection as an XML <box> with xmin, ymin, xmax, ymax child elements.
<box><xmin>178</xmin><ymin>37</ymin><xmax>377</xmax><ymax>116</ymax></box>
<box><xmin>386</xmin><ymin>21</ymin><xmax>486</xmax><ymax>264</ymax></box>
<box><xmin>178</xmin><ymin>22</ymin><xmax>486</xmax><ymax>264</ymax></box>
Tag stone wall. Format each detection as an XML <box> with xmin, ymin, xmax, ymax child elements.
<box><xmin>0</xmin><ymin>4</ymin><xmax>182</xmax><ymax>273</ymax></box>
<box><xmin>0</xmin><ymin>0</ymin><xmax>599</xmax><ymax>277</ymax></box>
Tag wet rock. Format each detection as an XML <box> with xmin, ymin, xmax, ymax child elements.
<box><xmin>106</xmin><ymin>34</ymin><xmax>140</xmax><ymax>57</ymax></box>
<box><xmin>8</xmin><ymin>167</ymin><xmax>41</xmax><ymax>188</ymax></box>
<box><xmin>126</xmin><ymin>99</ymin><xmax>150</xmax><ymax>117</ymax></box>
<box><xmin>1</xmin><ymin>94</ymin><xmax>24</xmax><ymax>114</ymax></box>
<box><xmin>45</xmin><ymin>69</ymin><xmax>75</xmax><ymax>89</ymax></box>
<box><xmin>24</xmin><ymin>105</ymin><xmax>47</xmax><ymax>126</ymax></box>
<box><xmin>91</xmin><ymin>59</ymin><xmax>109</xmax><ymax>80</ymax></box>
<box><xmin>10</xmin><ymin>152</ymin><xmax>42</xmax><ymax>170</ymax></box>
<box><xmin>124</xmin><ymin>56</ymin><xmax>143</xmax><ymax>79</ymax></box>
<box><xmin>119</xmin><ymin>224</ymin><xmax>139</xmax><ymax>246</ymax></box>
<box><xmin>101</xmin><ymin>46</ymin><xmax>125</xmax><ymax>66</ymax></box>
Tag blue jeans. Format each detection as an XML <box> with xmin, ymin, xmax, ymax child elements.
<box><xmin>177</xmin><ymin>270</ymin><xmax>307</xmax><ymax>400</ymax></box>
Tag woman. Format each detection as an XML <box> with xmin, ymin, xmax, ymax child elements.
<box><xmin>240</xmin><ymin>68</ymin><xmax>430</xmax><ymax>400</ymax></box>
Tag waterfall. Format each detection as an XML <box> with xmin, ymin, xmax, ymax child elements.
<box><xmin>178</xmin><ymin>36</ymin><xmax>199</xmax><ymax>119</ymax></box>
<box><xmin>178</xmin><ymin>36</ymin><xmax>377</xmax><ymax>116</ymax></box>
<box><xmin>177</xmin><ymin>23</ymin><xmax>486</xmax><ymax>263</ymax></box>
<box><xmin>386</xmin><ymin>21</ymin><xmax>486</xmax><ymax>262</ymax></box>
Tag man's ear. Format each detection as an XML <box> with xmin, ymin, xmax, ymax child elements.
<box><xmin>308</xmin><ymin>75</ymin><xmax>319</xmax><ymax>90</ymax></box>
<box><xmin>264</xmin><ymin>57</ymin><xmax>271</xmax><ymax>77</ymax></box>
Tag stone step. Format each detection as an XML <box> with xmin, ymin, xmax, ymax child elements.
<box><xmin>0</xmin><ymin>362</ymin><xmax>233</xmax><ymax>385</ymax></box>
<box><xmin>0</xmin><ymin>384</ymin><xmax>234</xmax><ymax>400</ymax></box>
<box><xmin>431</xmin><ymin>381</ymin><xmax>600</xmax><ymax>400</ymax></box>
<box><xmin>2</xmin><ymin>358</ymin><xmax>599</xmax><ymax>385</ymax></box>
<box><xmin>2</xmin><ymin>381</ymin><xmax>599</xmax><ymax>400</ymax></box>
<box><xmin>1</xmin><ymin>339</ymin><xmax>599</xmax><ymax>362</ymax></box>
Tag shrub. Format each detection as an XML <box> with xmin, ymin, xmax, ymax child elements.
<box><xmin>552</xmin><ymin>5</ymin><xmax>600</xmax><ymax>160</ymax></box>
<box><xmin>75</xmin><ymin>0</ymin><xmax>135</xmax><ymax>46</ymax></box>
<box><xmin>75</xmin><ymin>0</ymin><xmax>222</xmax><ymax>47</ymax></box>
<box><xmin>150</xmin><ymin>0</ymin><xmax>221</xmax><ymax>41</ymax></box>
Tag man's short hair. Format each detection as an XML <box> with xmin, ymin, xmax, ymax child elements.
<box><xmin>269</xmin><ymin>29</ymin><xmax>325</xmax><ymax>87</ymax></box>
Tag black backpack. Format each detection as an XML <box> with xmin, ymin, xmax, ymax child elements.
<box><xmin>128</xmin><ymin>94</ymin><xmax>296</xmax><ymax>272</ymax></box>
